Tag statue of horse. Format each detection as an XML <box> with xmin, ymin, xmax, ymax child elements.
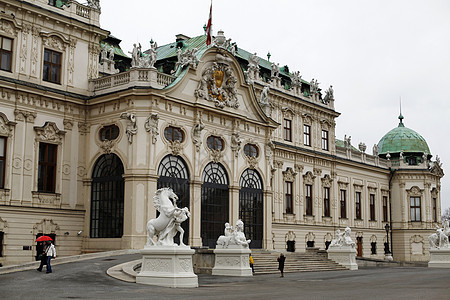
<box><xmin>429</xmin><ymin>220</ymin><xmax>450</xmax><ymax>249</ymax></box>
<box><xmin>146</xmin><ymin>187</ymin><xmax>190</xmax><ymax>247</ymax></box>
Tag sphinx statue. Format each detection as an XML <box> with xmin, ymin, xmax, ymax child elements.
<box><xmin>216</xmin><ymin>219</ymin><xmax>251</xmax><ymax>249</ymax></box>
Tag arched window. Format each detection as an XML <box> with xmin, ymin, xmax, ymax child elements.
<box><xmin>239</xmin><ymin>169</ymin><xmax>264</xmax><ymax>248</ymax></box>
<box><xmin>201</xmin><ymin>162</ymin><xmax>229</xmax><ymax>248</ymax></box>
<box><xmin>157</xmin><ymin>155</ymin><xmax>190</xmax><ymax>245</ymax></box>
<box><xmin>90</xmin><ymin>154</ymin><xmax>124</xmax><ymax>238</ymax></box>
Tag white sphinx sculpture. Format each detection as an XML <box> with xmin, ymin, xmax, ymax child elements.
<box><xmin>327</xmin><ymin>227</ymin><xmax>358</xmax><ymax>270</ymax></box>
<box><xmin>428</xmin><ymin>220</ymin><xmax>450</xmax><ymax>268</ymax></box>
<box><xmin>136</xmin><ymin>187</ymin><xmax>198</xmax><ymax>288</ymax></box>
<box><xmin>212</xmin><ymin>220</ymin><xmax>253</xmax><ymax>276</ymax></box>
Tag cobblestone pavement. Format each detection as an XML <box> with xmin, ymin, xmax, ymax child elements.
<box><xmin>1</xmin><ymin>253</ymin><xmax>449</xmax><ymax>299</ymax></box>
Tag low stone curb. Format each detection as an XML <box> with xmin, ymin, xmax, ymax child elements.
<box><xmin>0</xmin><ymin>249</ymin><xmax>140</xmax><ymax>275</ymax></box>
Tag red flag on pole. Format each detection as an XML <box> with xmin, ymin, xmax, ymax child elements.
<box><xmin>206</xmin><ymin>1</ymin><xmax>212</xmax><ymax>45</ymax></box>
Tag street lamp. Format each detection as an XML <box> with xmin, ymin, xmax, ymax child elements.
<box><xmin>384</xmin><ymin>223</ymin><xmax>390</xmax><ymax>254</ymax></box>
<box><xmin>384</xmin><ymin>223</ymin><xmax>393</xmax><ymax>260</ymax></box>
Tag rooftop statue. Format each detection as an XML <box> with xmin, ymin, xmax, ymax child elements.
<box><xmin>323</xmin><ymin>85</ymin><xmax>334</xmax><ymax>104</ymax></box>
<box><xmin>248</xmin><ymin>53</ymin><xmax>260</xmax><ymax>71</ymax></box>
<box><xmin>260</xmin><ymin>86</ymin><xmax>270</xmax><ymax>105</ymax></box>
<box><xmin>429</xmin><ymin>220</ymin><xmax>450</xmax><ymax>249</ymax></box>
<box><xmin>271</xmin><ymin>63</ymin><xmax>280</xmax><ymax>78</ymax></box>
<box><xmin>216</xmin><ymin>220</ymin><xmax>251</xmax><ymax>248</ymax></box>
<box><xmin>146</xmin><ymin>187</ymin><xmax>191</xmax><ymax>247</ymax></box>
<box><xmin>291</xmin><ymin>71</ymin><xmax>302</xmax><ymax>88</ymax></box>
<box><xmin>172</xmin><ymin>47</ymin><xmax>200</xmax><ymax>74</ymax></box>
<box><xmin>329</xmin><ymin>227</ymin><xmax>356</xmax><ymax>248</ymax></box>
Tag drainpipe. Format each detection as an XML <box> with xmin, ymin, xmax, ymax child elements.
<box><xmin>388</xmin><ymin>168</ymin><xmax>396</xmax><ymax>256</ymax></box>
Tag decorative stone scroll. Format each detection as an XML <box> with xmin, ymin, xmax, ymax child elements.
<box><xmin>120</xmin><ymin>112</ymin><xmax>137</xmax><ymax>144</ymax></box>
<box><xmin>144</xmin><ymin>113</ymin><xmax>159</xmax><ymax>144</ymax></box>
<box><xmin>195</xmin><ymin>56</ymin><xmax>239</xmax><ymax>109</ymax></box>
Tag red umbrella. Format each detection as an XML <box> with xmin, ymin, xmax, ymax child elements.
<box><xmin>35</xmin><ymin>236</ymin><xmax>53</xmax><ymax>242</ymax></box>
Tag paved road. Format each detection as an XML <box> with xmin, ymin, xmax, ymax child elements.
<box><xmin>1</xmin><ymin>253</ymin><xmax>449</xmax><ymax>299</ymax></box>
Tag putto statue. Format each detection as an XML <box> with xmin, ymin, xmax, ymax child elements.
<box><xmin>329</xmin><ymin>227</ymin><xmax>356</xmax><ymax>248</ymax></box>
<box><xmin>429</xmin><ymin>220</ymin><xmax>450</xmax><ymax>249</ymax></box>
<box><xmin>216</xmin><ymin>220</ymin><xmax>251</xmax><ymax>248</ymax></box>
<box><xmin>146</xmin><ymin>188</ymin><xmax>191</xmax><ymax>247</ymax></box>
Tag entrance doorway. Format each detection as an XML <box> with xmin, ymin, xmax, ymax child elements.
<box><xmin>356</xmin><ymin>237</ymin><xmax>363</xmax><ymax>257</ymax></box>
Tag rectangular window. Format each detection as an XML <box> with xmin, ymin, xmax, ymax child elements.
<box><xmin>355</xmin><ymin>191</ymin><xmax>361</xmax><ymax>219</ymax></box>
<box><xmin>38</xmin><ymin>143</ymin><xmax>57</xmax><ymax>193</ymax></box>
<box><xmin>283</xmin><ymin>119</ymin><xmax>292</xmax><ymax>142</ymax></box>
<box><xmin>0</xmin><ymin>36</ymin><xmax>12</xmax><ymax>72</ymax></box>
<box><xmin>323</xmin><ymin>187</ymin><xmax>330</xmax><ymax>217</ymax></box>
<box><xmin>305</xmin><ymin>184</ymin><xmax>313</xmax><ymax>216</ymax></box>
<box><xmin>321</xmin><ymin>130</ymin><xmax>329</xmax><ymax>151</ymax></box>
<box><xmin>410</xmin><ymin>197</ymin><xmax>421</xmax><ymax>222</ymax></box>
<box><xmin>43</xmin><ymin>49</ymin><xmax>61</xmax><ymax>84</ymax></box>
<box><xmin>433</xmin><ymin>198</ymin><xmax>437</xmax><ymax>223</ymax></box>
<box><xmin>285</xmin><ymin>181</ymin><xmax>293</xmax><ymax>214</ymax></box>
<box><xmin>370</xmin><ymin>194</ymin><xmax>376</xmax><ymax>221</ymax></box>
<box><xmin>340</xmin><ymin>189</ymin><xmax>346</xmax><ymax>218</ymax></box>
<box><xmin>383</xmin><ymin>196</ymin><xmax>388</xmax><ymax>222</ymax></box>
<box><xmin>303</xmin><ymin>124</ymin><xmax>311</xmax><ymax>146</ymax></box>
<box><xmin>0</xmin><ymin>136</ymin><xmax>6</xmax><ymax>189</ymax></box>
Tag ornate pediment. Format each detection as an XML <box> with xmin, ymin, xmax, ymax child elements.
<box><xmin>283</xmin><ymin>167</ymin><xmax>297</xmax><ymax>182</ymax></box>
<box><xmin>0</xmin><ymin>18</ymin><xmax>20</xmax><ymax>36</ymax></box>
<box><xmin>0</xmin><ymin>113</ymin><xmax>15</xmax><ymax>136</ymax></box>
<box><xmin>41</xmin><ymin>32</ymin><xmax>70</xmax><ymax>51</ymax></box>
<box><xmin>303</xmin><ymin>171</ymin><xmax>316</xmax><ymax>184</ymax></box>
<box><xmin>34</xmin><ymin>122</ymin><xmax>65</xmax><ymax>143</ymax></box>
<box><xmin>407</xmin><ymin>186</ymin><xmax>423</xmax><ymax>197</ymax></box>
<box><xmin>195</xmin><ymin>54</ymin><xmax>239</xmax><ymax>109</ymax></box>
<box><xmin>321</xmin><ymin>174</ymin><xmax>333</xmax><ymax>188</ymax></box>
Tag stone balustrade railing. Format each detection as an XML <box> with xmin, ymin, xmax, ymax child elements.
<box><xmin>43</xmin><ymin>0</ymin><xmax>100</xmax><ymax>26</ymax></box>
<box><xmin>89</xmin><ymin>68</ymin><xmax>175</xmax><ymax>96</ymax></box>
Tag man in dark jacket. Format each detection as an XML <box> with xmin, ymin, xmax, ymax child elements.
<box><xmin>277</xmin><ymin>253</ymin><xmax>286</xmax><ymax>277</ymax></box>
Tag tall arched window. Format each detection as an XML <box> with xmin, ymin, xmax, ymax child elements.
<box><xmin>201</xmin><ymin>162</ymin><xmax>229</xmax><ymax>248</ymax></box>
<box><xmin>157</xmin><ymin>155</ymin><xmax>190</xmax><ymax>245</ymax></box>
<box><xmin>239</xmin><ymin>169</ymin><xmax>264</xmax><ymax>248</ymax></box>
<box><xmin>90</xmin><ymin>154</ymin><xmax>124</xmax><ymax>238</ymax></box>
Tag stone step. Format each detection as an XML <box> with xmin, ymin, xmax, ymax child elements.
<box><xmin>250</xmin><ymin>250</ymin><xmax>346</xmax><ymax>274</ymax></box>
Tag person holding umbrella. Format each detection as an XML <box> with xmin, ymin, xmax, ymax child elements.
<box><xmin>36</xmin><ymin>236</ymin><xmax>55</xmax><ymax>273</ymax></box>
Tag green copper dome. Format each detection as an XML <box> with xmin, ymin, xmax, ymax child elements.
<box><xmin>378</xmin><ymin>115</ymin><xmax>431</xmax><ymax>157</ymax></box>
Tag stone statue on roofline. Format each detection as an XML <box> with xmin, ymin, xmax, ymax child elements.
<box><xmin>172</xmin><ymin>47</ymin><xmax>200</xmax><ymax>74</ymax></box>
<box><xmin>323</xmin><ymin>85</ymin><xmax>334</xmax><ymax>104</ymax></box>
<box><xmin>291</xmin><ymin>71</ymin><xmax>302</xmax><ymax>88</ymax></box>
<box><xmin>271</xmin><ymin>62</ymin><xmax>280</xmax><ymax>78</ymax></box>
<box><xmin>87</xmin><ymin>0</ymin><xmax>101</xmax><ymax>12</ymax></box>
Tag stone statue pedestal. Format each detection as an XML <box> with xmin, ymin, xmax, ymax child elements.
<box><xmin>428</xmin><ymin>248</ymin><xmax>450</xmax><ymax>268</ymax></box>
<box><xmin>136</xmin><ymin>246</ymin><xmax>198</xmax><ymax>288</ymax></box>
<box><xmin>327</xmin><ymin>247</ymin><xmax>358</xmax><ymax>270</ymax></box>
<box><xmin>212</xmin><ymin>247</ymin><xmax>253</xmax><ymax>276</ymax></box>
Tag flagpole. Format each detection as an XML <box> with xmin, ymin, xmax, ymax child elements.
<box><xmin>206</xmin><ymin>0</ymin><xmax>213</xmax><ymax>46</ymax></box>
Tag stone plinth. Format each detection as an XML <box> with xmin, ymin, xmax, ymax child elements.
<box><xmin>136</xmin><ymin>246</ymin><xmax>198</xmax><ymax>288</ymax></box>
<box><xmin>212</xmin><ymin>247</ymin><xmax>253</xmax><ymax>276</ymax></box>
<box><xmin>327</xmin><ymin>247</ymin><xmax>358</xmax><ymax>270</ymax></box>
<box><xmin>428</xmin><ymin>248</ymin><xmax>450</xmax><ymax>268</ymax></box>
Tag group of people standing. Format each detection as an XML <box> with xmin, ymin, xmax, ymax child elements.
<box><xmin>37</xmin><ymin>241</ymin><xmax>56</xmax><ymax>273</ymax></box>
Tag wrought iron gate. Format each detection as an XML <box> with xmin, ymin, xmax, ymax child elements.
<box><xmin>90</xmin><ymin>154</ymin><xmax>124</xmax><ymax>238</ymax></box>
<box><xmin>201</xmin><ymin>162</ymin><xmax>229</xmax><ymax>248</ymax></box>
<box><xmin>239</xmin><ymin>169</ymin><xmax>263</xmax><ymax>249</ymax></box>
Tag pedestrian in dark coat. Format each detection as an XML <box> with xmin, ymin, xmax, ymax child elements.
<box><xmin>277</xmin><ymin>253</ymin><xmax>286</xmax><ymax>277</ymax></box>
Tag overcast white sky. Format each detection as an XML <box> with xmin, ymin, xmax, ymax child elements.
<box><xmin>100</xmin><ymin>0</ymin><xmax>450</xmax><ymax>211</ymax></box>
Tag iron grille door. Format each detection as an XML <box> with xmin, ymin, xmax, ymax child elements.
<box><xmin>90</xmin><ymin>154</ymin><xmax>124</xmax><ymax>238</ymax></box>
<box><xmin>239</xmin><ymin>169</ymin><xmax>264</xmax><ymax>249</ymax></box>
<box><xmin>201</xmin><ymin>162</ymin><xmax>229</xmax><ymax>248</ymax></box>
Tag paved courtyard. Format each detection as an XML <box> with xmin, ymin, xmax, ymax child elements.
<box><xmin>1</xmin><ymin>253</ymin><xmax>449</xmax><ymax>299</ymax></box>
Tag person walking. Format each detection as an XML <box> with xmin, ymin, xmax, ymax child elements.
<box><xmin>249</xmin><ymin>255</ymin><xmax>254</xmax><ymax>274</ymax></box>
<box><xmin>44</xmin><ymin>241</ymin><xmax>56</xmax><ymax>273</ymax></box>
<box><xmin>36</xmin><ymin>242</ymin><xmax>47</xmax><ymax>272</ymax></box>
<box><xmin>277</xmin><ymin>253</ymin><xmax>286</xmax><ymax>277</ymax></box>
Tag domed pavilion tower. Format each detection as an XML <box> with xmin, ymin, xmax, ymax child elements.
<box><xmin>377</xmin><ymin>114</ymin><xmax>444</xmax><ymax>261</ymax></box>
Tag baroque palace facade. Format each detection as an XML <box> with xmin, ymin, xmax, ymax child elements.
<box><xmin>0</xmin><ymin>0</ymin><xmax>444</xmax><ymax>266</ymax></box>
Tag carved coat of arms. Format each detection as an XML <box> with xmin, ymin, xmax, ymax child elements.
<box><xmin>195</xmin><ymin>61</ymin><xmax>239</xmax><ymax>109</ymax></box>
